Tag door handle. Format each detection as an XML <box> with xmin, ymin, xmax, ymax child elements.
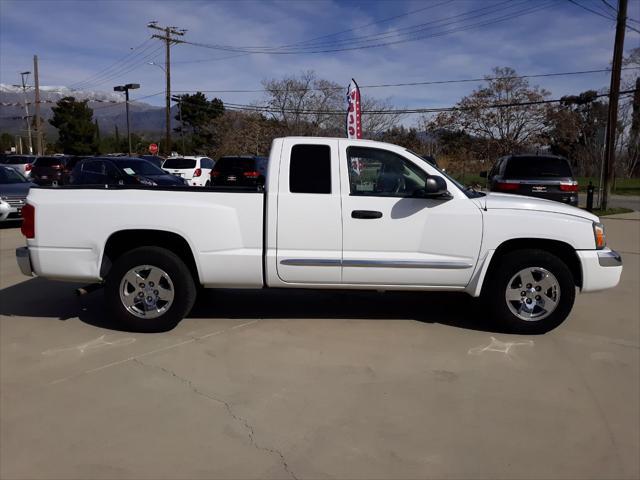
<box><xmin>352</xmin><ymin>210</ymin><xmax>383</xmax><ymax>219</ymax></box>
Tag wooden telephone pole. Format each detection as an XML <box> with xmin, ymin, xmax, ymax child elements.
<box><xmin>33</xmin><ymin>55</ymin><xmax>44</xmax><ymax>155</ymax></box>
<box><xmin>147</xmin><ymin>22</ymin><xmax>186</xmax><ymax>155</ymax></box>
<box><xmin>601</xmin><ymin>0</ymin><xmax>628</xmax><ymax>211</ymax></box>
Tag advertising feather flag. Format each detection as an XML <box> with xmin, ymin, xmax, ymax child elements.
<box><xmin>346</xmin><ymin>78</ymin><xmax>362</xmax><ymax>139</ymax></box>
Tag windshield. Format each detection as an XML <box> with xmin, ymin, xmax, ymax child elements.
<box><xmin>114</xmin><ymin>159</ymin><xmax>165</xmax><ymax>176</ymax></box>
<box><xmin>504</xmin><ymin>156</ymin><xmax>572</xmax><ymax>179</ymax></box>
<box><xmin>0</xmin><ymin>166</ymin><xmax>28</xmax><ymax>184</ymax></box>
<box><xmin>163</xmin><ymin>158</ymin><xmax>196</xmax><ymax>169</ymax></box>
<box><xmin>3</xmin><ymin>156</ymin><xmax>34</xmax><ymax>165</ymax></box>
<box><xmin>34</xmin><ymin>157</ymin><xmax>66</xmax><ymax>167</ymax></box>
<box><xmin>214</xmin><ymin>158</ymin><xmax>257</xmax><ymax>173</ymax></box>
<box><xmin>405</xmin><ymin>149</ymin><xmax>484</xmax><ymax>198</ymax></box>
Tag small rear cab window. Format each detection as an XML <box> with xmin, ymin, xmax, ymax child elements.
<box><xmin>504</xmin><ymin>156</ymin><xmax>573</xmax><ymax>179</ymax></box>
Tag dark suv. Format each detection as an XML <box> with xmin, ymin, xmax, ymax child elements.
<box><xmin>482</xmin><ymin>154</ymin><xmax>578</xmax><ymax>206</ymax></box>
<box><xmin>69</xmin><ymin>157</ymin><xmax>186</xmax><ymax>186</ymax></box>
<box><xmin>30</xmin><ymin>156</ymin><xmax>83</xmax><ymax>185</ymax></box>
<box><xmin>210</xmin><ymin>156</ymin><xmax>268</xmax><ymax>187</ymax></box>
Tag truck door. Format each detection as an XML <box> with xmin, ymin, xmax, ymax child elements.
<box><xmin>275</xmin><ymin>138</ymin><xmax>342</xmax><ymax>284</ymax></box>
<box><xmin>339</xmin><ymin>142</ymin><xmax>482</xmax><ymax>287</ymax></box>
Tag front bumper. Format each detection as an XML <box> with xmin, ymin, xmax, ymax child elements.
<box><xmin>577</xmin><ymin>248</ymin><xmax>622</xmax><ymax>292</ymax></box>
<box><xmin>16</xmin><ymin>247</ymin><xmax>34</xmax><ymax>277</ymax></box>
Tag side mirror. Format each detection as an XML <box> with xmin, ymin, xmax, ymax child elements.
<box><xmin>479</xmin><ymin>170</ymin><xmax>488</xmax><ymax>178</ymax></box>
<box><xmin>423</xmin><ymin>175</ymin><xmax>449</xmax><ymax>198</ymax></box>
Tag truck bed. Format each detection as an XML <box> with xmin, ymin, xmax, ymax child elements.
<box><xmin>26</xmin><ymin>186</ymin><xmax>265</xmax><ymax>287</ymax></box>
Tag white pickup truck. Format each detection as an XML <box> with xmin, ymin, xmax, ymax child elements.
<box><xmin>16</xmin><ymin>137</ymin><xmax>622</xmax><ymax>334</ymax></box>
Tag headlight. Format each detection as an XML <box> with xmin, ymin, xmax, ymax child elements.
<box><xmin>593</xmin><ymin>222</ymin><xmax>606</xmax><ymax>249</ymax></box>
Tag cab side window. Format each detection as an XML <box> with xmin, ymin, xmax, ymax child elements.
<box><xmin>347</xmin><ymin>147</ymin><xmax>427</xmax><ymax>197</ymax></box>
<box><xmin>290</xmin><ymin>145</ymin><xmax>331</xmax><ymax>194</ymax></box>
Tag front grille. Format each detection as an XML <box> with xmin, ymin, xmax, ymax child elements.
<box><xmin>3</xmin><ymin>196</ymin><xmax>26</xmax><ymax>208</ymax></box>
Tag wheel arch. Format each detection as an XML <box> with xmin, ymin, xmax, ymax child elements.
<box><xmin>478</xmin><ymin>238</ymin><xmax>582</xmax><ymax>295</ymax></box>
<box><xmin>100</xmin><ymin>229</ymin><xmax>201</xmax><ymax>285</ymax></box>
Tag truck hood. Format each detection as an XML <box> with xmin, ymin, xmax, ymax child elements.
<box><xmin>475</xmin><ymin>192</ymin><xmax>598</xmax><ymax>222</ymax></box>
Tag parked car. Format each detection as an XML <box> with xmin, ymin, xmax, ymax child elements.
<box><xmin>17</xmin><ymin>137</ymin><xmax>621</xmax><ymax>335</ymax></box>
<box><xmin>138</xmin><ymin>155</ymin><xmax>165</xmax><ymax>168</ymax></box>
<box><xmin>69</xmin><ymin>157</ymin><xmax>187</xmax><ymax>186</ymax></box>
<box><xmin>162</xmin><ymin>156</ymin><xmax>215</xmax><ymax>186</ymax></box>
<box><xmin>0</xmin><ymin>155</ymin><xmax>37</xmax><ymax>178</ymax></box>
<box><xmin>210</xmin><ymin>155</ymin><xmax>268</xmax><ymax>187</ymax></box>
<box><xmin>30</xmin><ymin>155</ymin><xmax>84</xmax><ymax>186</ymax></box>
<box><xmin>0</xmin><ymin>166</ymin><xmax>35</xmax><ymax>221</ymax></box>
<box><xmin>482</xmin><ymin>154</ymin><xmax>578</xmax><ymax>206</ymax></box>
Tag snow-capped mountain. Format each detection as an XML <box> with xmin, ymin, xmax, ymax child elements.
<box><xmin>0</xmin><ymin>84</ymin><xmax>174</xmax><ymax>137</ymax></box>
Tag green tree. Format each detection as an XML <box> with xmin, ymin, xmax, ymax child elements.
<box><xmin>48</xmin><ymin>97</ymin><xmax>97</xmax><ymax>155</ymax></box>
<box><xmin>174</xmin><ymin>92</ymin><xmax>224</xmax><ymax>152</ymax></box>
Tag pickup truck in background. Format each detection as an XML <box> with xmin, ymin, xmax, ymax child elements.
<box><xmin>16</xmin><ymin>137</ymin><xmax>622</xmax><ymax>334</ymax></box>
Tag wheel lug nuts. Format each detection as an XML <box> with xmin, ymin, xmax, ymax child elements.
<box><xmin>521</xmin><ymin>291</ymin><xmax>526</xmax><ymax>296</ymax></box>
<box><xmin>149</xmin><ymin>282</ymin><xmax>154</xmax><ymax>287</ymax></box>
<box><xmin>536</xmin><ymin>295</ymin><xmax>541</xmax><ymax>300</ymax></box>
<box><xmin>526</xmin><ymin>283</ymin><xmax>532</xmax><ymax>288</ymax></box>
<box><xmin>147</xmin><ymin>296</ymin><xmax>153</xmax><ymax>301</ymax></box>
<box><xmin>154</xmin><ymin>290</ymin><xmax>159</xmax><ymax>295</ymax></box>
<box><xmin>526</xmin><ymin>298</ymin><xmax>532</xmax><ymax>304</ymax></box>
<box><xmin>138</xmin><ymin>292</ymin><xmax>144</xmax><ymax>297</ymax></box>
<box><xmin>535</xmin><ymin>286</ymin><xmax>541</xmax><ymax>291</ymax></box>
<box><xmin>139</xmin><ymin>283</ymin><xmax>145</xmax><ymax>288</ymax></box>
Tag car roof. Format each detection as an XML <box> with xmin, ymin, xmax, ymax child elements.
<box><xmin>505</xmin><ymin>154</ymin><xmax>568</xmax><ymax>160</ymax></box>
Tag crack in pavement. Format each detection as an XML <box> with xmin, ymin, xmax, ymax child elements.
<box><xmin>133</xmin><ymin>358</ymin><xmax>298</xmax><ymax>480</ymax></box>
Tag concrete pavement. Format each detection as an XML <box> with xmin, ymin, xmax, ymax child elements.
<box><xmin>1</xmin><ymin>216</ymin><xmax>638</xmax><ymax>480</ymax></box>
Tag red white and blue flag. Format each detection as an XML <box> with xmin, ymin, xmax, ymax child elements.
<box><xmin>346</xmin><ymin>78</ymin><xmax>362</xmax><ymax>139</ymax></box>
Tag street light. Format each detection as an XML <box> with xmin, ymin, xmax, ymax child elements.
<box><xmin>113</xmin><ymin>83</ymin><xmax>140</xmax><ymax>155</ymax></box>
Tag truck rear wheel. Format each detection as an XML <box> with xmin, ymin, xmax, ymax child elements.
<box><xmin>482</xmin><ymin>249</ymin><xmax>575</xmax><ymax>334</ymax></box>
<box><xmin>105</xmin><ymin>246</ymin><xmax>197</xmax><ymax>332</ymax></box>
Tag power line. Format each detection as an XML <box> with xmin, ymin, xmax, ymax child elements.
<box><xmin>176</xmin><ymin>88</ymin><xmax>637</xmax><ymax>116</ymax></box>
<box><xmin>567</xmin><ymin>0</ymin><xmax>640</xmax><ymax>33</ymax></box>
<box><xmin>171</xmin><ymin>66</ymin><xmax>639</xmax><ymax>94</ymax></box>
<box><xmin>181</xmin><ymin>1</ymin><xmax>556</xmax><ymax>55</ymax></box>
<box><xmin>68</xmin><ymin>38</ymin><xmax>154</xmax><ymax>90</ymax></box>
<box><xmin>70</xmin><ymin>43</ymin><xmax>164</xmax><ymax>91</ymax></box>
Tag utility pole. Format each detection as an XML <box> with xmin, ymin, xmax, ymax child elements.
<box><xmin>147</xmin><ymin>22</ymin><xmax>186</xmax><ymax>155</ymax></box>
<box><xmin>18</xmin><ymin>71</ymin><xmax>33</xmax><ymax>155</ymax></box>
<box><xmin>33</xmin><ymin>55</ymin><xmax>43</xmax><ymax>155</ymax></box>
<box><xmin>171</xmin><ymin>95</ymin><xmax>186</xmax><ymax>155</ymax></box>
<box><xmin>601</xmin><ymin>0</ymin><xmax>628</xmax><ymax>211</ymax></box>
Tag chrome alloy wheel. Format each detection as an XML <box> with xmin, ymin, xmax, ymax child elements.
<box><xmin>119</xmin><ymin>265</ymin><xmax>175</xmax><ymax>319</ymax></box>
<box><xmin>505</xmin><ymin>267</ymin><xmax>560</xmax><ymax>321</ymax></box>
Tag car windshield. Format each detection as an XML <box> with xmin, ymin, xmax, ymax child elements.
<box><xmin>214</xmin><ymin>158</ymin><xmax>256</xmax><ymax>173</ymax></box>
<box><xmin>34</xmin><ymin>157</ymin><xmax>65</xmax><ymax>167</ymax></box>
<box><xmin>504</xmin><ymin>157</ymin><xmax>572</xmax><ymax>178</ymax></box>
<box><xmin>114</xmin><ymin>159</ymin><xmax>165</xmax><ymax>176</ymax></box>
<box><xmin>0</xmin><ymin>167</ymin><xmax>28</xmax><ymax>184</ymax></box>
<box><xmin>163</xmin><ymin>158</ymin><xmax>196</xmax><ymax>169</ymax></box>
<box><xmin>3</xmin><ymin>156</ymin><xmax>34</xmax><ymax>165</ymax></box>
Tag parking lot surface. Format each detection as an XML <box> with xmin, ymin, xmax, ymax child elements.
<box><xmin>1</xmin><ymin>214</ymin><xmax>639</xmax><ymax>480</ymax></box>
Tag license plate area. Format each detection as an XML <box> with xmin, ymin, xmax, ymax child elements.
<box><xmin>531</xmin><ymin>185</ymin><xmax>547</xmax><ymax>193</ymax></box>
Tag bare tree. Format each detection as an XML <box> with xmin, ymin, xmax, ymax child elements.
<box><xmin>425</xmin><ymin>67</ymin><xmax>551</xmax><ymax>156</ymax></box>
<box><xmin>261</xmin><ymin>71</ymin><xmax>403</xmax><ymax>137</ymax></box>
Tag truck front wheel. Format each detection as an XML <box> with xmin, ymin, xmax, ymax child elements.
<box><xmin>482</xmin><ymin>249</ymin><xmax>575</xmax><ymax>334</ymax></box>
<box><xmin>105</xmin><ymin>246</ymin><xmax>197</xmax><ymax>332</ymax></box>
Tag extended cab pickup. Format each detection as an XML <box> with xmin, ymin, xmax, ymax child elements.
<box><xmin>16</xmin><ymin>137</ymin><xmax>622</xmax><ymax>333</ymax></box>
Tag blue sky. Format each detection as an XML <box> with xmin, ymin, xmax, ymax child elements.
<box><xmin>1</xmin><ymin>0</ymin><xmax>638</xmax><ymax>124</ymax></box>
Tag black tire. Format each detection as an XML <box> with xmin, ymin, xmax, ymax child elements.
<box><xmin>205</xmin><ymin>181</ymin><xmax>211</xmax><ymax>187</ymax></box>
<box><xmin>481</xmin><ymin>249</ymin><xmax>576</xmax><ymax>334</ymax></box>
<box><xmin>105</xmin><ymin>246</ymin><xmax>197</xmax><ymax>332</ymax></box>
